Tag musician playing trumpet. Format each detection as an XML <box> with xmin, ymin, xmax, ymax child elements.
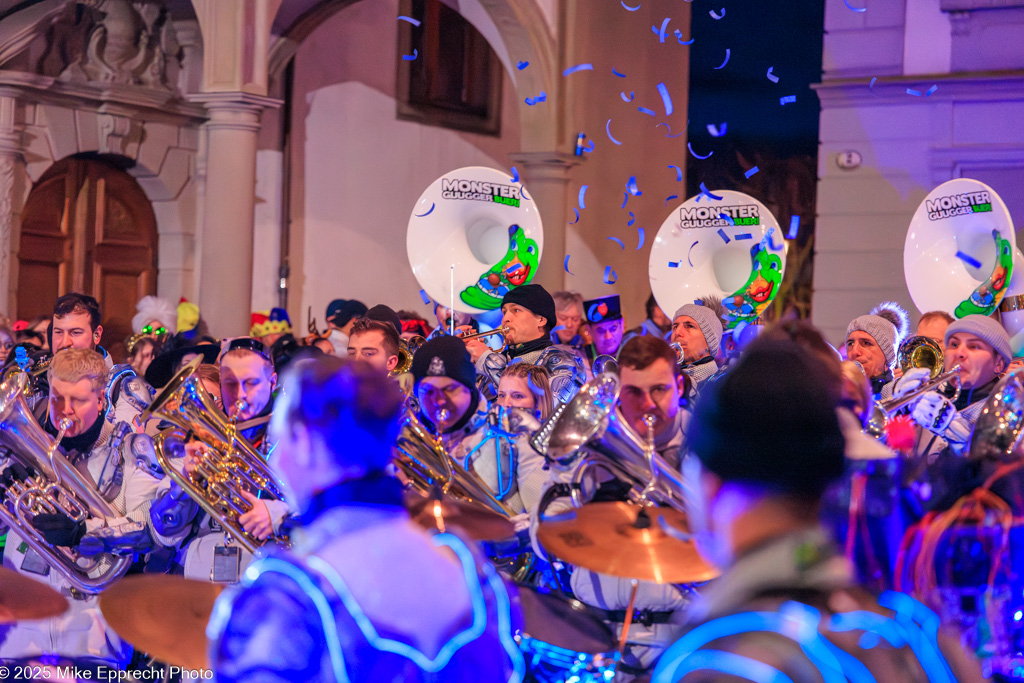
<box><xmin>670</xmin><ymin>302</ymin><xmax>723</xmax><ymax>400</ymax></box>
<box><xmin>0</xmin><ymin>349</ymin><xmax>161</xmax><ymax>671</ymax></box>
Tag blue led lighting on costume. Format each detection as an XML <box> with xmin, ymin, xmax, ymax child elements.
<box><xmin>463</xmin><ymin>432</ymin><xmax>515</xmax><ymax>500</ymax></box>
<box><xmin>877</xmin><ymin>592</ymin><xmax>956</xmax><ymax>683</ymax></box>
<box><xmin>482</xmin><ymin>557</ymin><xmax>527</xmax><ymax>682</ymax></box>
<box><xmin>659</xmin><ymin>649</ymin><xmax>795</xmax><ymax>682</ymax></box>
<box><xmin>829</xmin><ymin>610</ymin><xmax>907</xmax><ymax>648</ymax></box>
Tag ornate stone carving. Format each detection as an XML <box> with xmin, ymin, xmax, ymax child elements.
<box><xmin>97</xmin><ymin>111</ymin><xmax>141</xmax><ymax>156</ymax></box>
<box><xmin>38</xmin><ymin>1</ymin><xmax>180</xmax><ymax>91</ymax></box>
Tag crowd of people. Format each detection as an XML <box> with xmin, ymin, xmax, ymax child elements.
<box><xmin>0</xmin><ymin>282</ymin><xmax>1013</xmax><ymax>682</ymax></box>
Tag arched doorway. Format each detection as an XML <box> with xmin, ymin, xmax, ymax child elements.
<box><xmin>18</xmin><ymin>155</ymin><xmax>158</xmax><ymax>360</ymax></box>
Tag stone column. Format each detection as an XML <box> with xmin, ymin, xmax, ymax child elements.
<box><xmin>507</xmin><ymin>151</ymin><xmax>580</xmax><ymax>294</ymax></box>
<box><xmin>190</xmin><ymin>92</ymin><xmax>278</xmax><ymax>336</ymax></box>
<box><xmin>0</xmin><ymin>90</ymin><xmax>25</xmax><ymax>317</ymax></box>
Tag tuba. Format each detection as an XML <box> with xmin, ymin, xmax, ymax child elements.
<box><xmin>0</xmin><ymin>374</ymin><xmax>131</xmax><ymax>593</ymax></box>
<box><xmin>393</xmin><ymin>408</ymin><xmax>514</xmax><ymax>517</ymax></box>
<box><xmin>967</xmin><ymin>369</ymin><xmax>1024</xmax><ymax>462</ymax></box>
<box><xmin>140</xmin><ymin>358</ymin><xmax>288</xmax><ymax>554</ymax></box>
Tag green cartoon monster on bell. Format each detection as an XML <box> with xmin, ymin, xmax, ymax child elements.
<box><xmin>460</xmin><ymin>225</ymin><xmax>540</xmax><ymax>310</ymax></box>
<box><xmin>954</xmin><ymin>229</ymin><xmax>1014</xmax><ymax>318</ymax></box>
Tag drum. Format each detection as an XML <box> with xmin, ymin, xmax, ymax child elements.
<box><xmin>515</xmin><ymin>588</ymin><xmax>618</xmax><ymax>683</ymax></box>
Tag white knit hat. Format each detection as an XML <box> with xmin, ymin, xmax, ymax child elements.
<box><xmin>131</xmin><ymin>296</ymin><xmax>177</xmax><ymax>335</ymax></box>
<box><xmin>846</xmin><ymin>315</ymin><xmax>898</xmax><ymax>370</ymax></box>
<box><xmin>673</xmin><ymin>303</ymin><xmax>724</xmax><ymax>356</ymax></box>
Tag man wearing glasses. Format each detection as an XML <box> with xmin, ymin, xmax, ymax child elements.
<box><xmin>148</xmin><ymin>337</ymin><xmax>289</xmax><ymax>582</ymax></box>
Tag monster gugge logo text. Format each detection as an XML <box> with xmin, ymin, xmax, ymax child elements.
<box><xmin>441</xmin><ymin>179</ymin><xmax>522</xmax><ymax>207</ymax></box>
<box><xmin>679</xmin><ymin>205</ymin><xmax>760</xmax><ymax>229</ymax></box>
<box><xmin>925</xmin><ymin>191</ymin><xmax>992</xmax><ymax>220</ymax></box>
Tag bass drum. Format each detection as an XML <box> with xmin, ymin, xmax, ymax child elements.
<box><xmin>514</xmin><ymin>588</ymin><xmax>618</xmax><ymax>683</ymax></box>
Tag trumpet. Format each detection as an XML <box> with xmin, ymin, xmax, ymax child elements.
<box><xmin>455</xmin><ymin>326</ymin><xmax>511</xmax><ymax>351</ymax></box>
<box><xmin>866</xmin><ymin>365</ymin><xmax>963</xmax><ymax>438</ymax></box>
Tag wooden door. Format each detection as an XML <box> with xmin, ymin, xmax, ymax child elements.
<box><xmin>18</xmin><ymin>157</ymin><xmax>158</xmax><ymax>361</ymax></box>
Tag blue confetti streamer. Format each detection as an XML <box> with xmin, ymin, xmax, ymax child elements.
<box><xmin>656</xmin><ymin>82</ymin><xmax>673</xmax><ymax>116</ymax></box>
<box><xmin>717</xmin><ymin>229</ymin><xmax>731</xmax><ymax>244</ymax></box>
<box><xmin>734</xmin><ymin>233</ymin><xmax>753</xmax><ymax>240</ymax></box>
<box><xmin>525</xmin><ymin>92</ymin><xmax>547</xmax><ymax>105</ymax></box>
<box><xmin>564</xmin><ymin>255</ymin><xmax>575</xmax><ymax>275</ymax></box>
<box><xmin>603</xmin><ymin>266</ymin><xmax>618</xmax><ymax>284</ymax></box>
<box><xmin>718</xmin><ymin>212</ymin><xmax>735</xmax><ymax>225</ymax></box>
<box><xmin>621</xmin><ymin>0</ymin><xmax>641</xmax><ymax>10</ymax></box>
<box><xmin>869</xmin><ymin>77</ymin><xmax>879</xmax><ymax>97</ymax></box>
<box><xmin>926</xmin><ymin>85</ymin><xmax>938</xmax><ymax>96</ymax></box>
<box><xmin>550</xmin><ymin>325</ymin><xmax>565</xmax><ymax>334</ymax></box>
<box><xmin>710</xmin><ymin>7</ymin><xmax>725</xmax><ymax>19</ymax></box>
<box><xmin>509</xmin><ymin>166</ymin><xmax>519</xmax><ymax>183</ymax></box>
<box><xmin>608</xmin><ymin>237</ymin><xmax>625</xmax><ymax>250</ymax></box>
<box><xmin>674</xmin><ymin>29</ymin><xmax>694</xmax><ymax>45</ymax></box>
<box><xmin>627</xmin><ymin>212</ymin><xmax>636</xmax><ymax>226</ymax></box>
<box><xmin>612</xmin><ymin>67</ymin><xmax>627</xmax><ymax>78</ymax></box>
<box><xmin>621</xmin><ymin>192</ymin><xmax>629</xmax><ymax>209</ymax></box>
<box><xmin>569</xmin><ymin>208</ymin><xmax>580</xmax><ymax>224</ymax></box>
<box><xmin>698</xmin><ymin>182</ymin><xmax>723</xmax><ymax>202</ymax></box>
<box><xmin>606</xmin><ymin>119</ymin><xmax>622</xmax><ymax>145</ymax></box>
<box><xmin>582</xmin><ymin>138</ymin><xmax>595</xmax><ymax>154</ymax></box>
<box><xmin>744</xmin><ymin>166</ymin><xmax>759</xmax><ymax>178</ymax></box>
<box><xmin>414</xmin><ymin>202</ymin><xmax>435</xmax><ymax>217</ymax></box>
<box><xmin>563</xmin><ymin>63</ymin><xmax>594</xmax><ymax>76</ymax></box>
<box><xmin>638</xmin><ymin>106</ymin><xmax>656</xmax><ymax>116</ymax></box>
<box><xmin>669</xmin><ymin>164</ymin><xmax>683</xmax><ymax>182</ymax></box>
<box><xmin>636</xmin><ymin>227</ymin><xmax>645</xmax><ymax>250</ymax></box>
<box><xmin>787</xmin><ymin>215</ymin><xmax>800</xmax><ymax>239</ymax></box>
<box><xmin>844</xmin><ymin>0</ymin><xmax>867</xmax><ymax>11</ymax></box>
<box><xmin>668</xmin><ymin>261</ymin><xmax>681</xmax><ymax>268</ymax></box>
<box><xmin>578</xmin><ymin>185</ymin><xmax>588</xmax><ymax>209</ymax></box>
<box><xmin>517</xmin><ymin>60</ymin><xmax>529</xmax><ymax>70</ymax></box>
<box><xmin>521</xmin><ymin>187</ymin><xmax>531</xmax><ymax>201</ymax></box>
<box><xmin>714</xmin><ymin>49</ymin><xmax>731</xmax><ymax>70</ymax></box>
<box><xmin>419</xmin><ymin>289</ymin><xmax>431</xmax><ymax>304</ymax></box>
<box><xmin>956</xmin><ymin>251</ymin><xmax>982</xmax><ymax>269</ymax></box>
<box><xmin>688</xmin><ymin>240</ymin><xmax>698</xmax><ymax>266</ymax></box>
<box><xmin>403</xmin><ymin>49</ymin><xmax>419</xmax><ymax>61</ymax></box>
<box><xmin>626</xmin><ymin>176</ymin><xmax>643</xmax><ymax>196</ymax></box>
<box><xmin>652</xmin><ymin>18</ymin><xmax>670</xmax><ymax>42</ymax></box>
<box><xmin>398</xmin><ymin>15</ymin><xmax>422</xmax><ymax>26</ymax></box>
<box><xmin>780</xmin><ymin>95</ymin><xmax>797</xmax><ymax>105</ymax></box>
<box><xmin>767</xmin><ymin>67</ymin><xmax>779</xmax><ymax>84</ymax></box>
<box><xmin>707</xmin><ymin>122</ymin><xmax>727</xmax><ymax>137</ymax></box>
<box><xmin>907</xmin><ymin>88</ymin><xmax>921</xmax><ymax>97</ymax></box>
<box><xmin>657</xmin><ymin>122</ymin><xmax>686</xmax><ymax>138</ymax></box>
<box><xmin>621</xmin><ymin>91</ymin><xmax>635</xmax><ymax>102</ymax></box>
<box><xmin>666</xmin><ymin>194</ymin><xmax>679</xmax><ymax>205</ymax></box>
<box><xmin>688</xmin><ymin>142</ymin><xmax>713</xmax><ymax>160</ymax></box>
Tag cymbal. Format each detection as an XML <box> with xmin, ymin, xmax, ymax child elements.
<box><xmin>517</xmin><ymin>588</ymin><xmax>615</xmax><ymax>654</ymax></box>
<box><xmin>406</xmin><ymin>494</ymin><xmax>515</xmax><ymax>541</ymax></box>
<box><xmin>537</xmin><ymin>502</ymin><xmax>720</xmax><ymax>584</ymax></box>
<box><xmin>99</xmin><ymin>575</ymin><xmax>223</xmax><ymax>670</ymax></box>
<box><xmin>0</xmin><ymin>567</ymin><xmax>68</xmax><ymax>622</ymax></box>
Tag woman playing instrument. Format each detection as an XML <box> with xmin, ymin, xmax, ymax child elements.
<box><xmin>495</xmin><ymin>363</ymin><xmax>553</xmax><ymax>422</ymax></box>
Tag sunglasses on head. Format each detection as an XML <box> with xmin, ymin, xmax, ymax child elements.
<box><xmin>142</xmin><ymin>324</ymin><xmax>168</xmax><ymax>336</ymax></box>
<box><xmin>219</xmin><ymin>336</ymin><xmax>271</xmax><ymax>362</ymax></box>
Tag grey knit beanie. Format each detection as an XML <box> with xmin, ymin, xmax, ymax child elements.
<box><xmin>945</xmin><ymin>314</ymin><xmax>1012</xmax><ymax>366</ymax></box>
<box><xmin>846</xmin><ymin>315</ymin><xmax>898</xmax><ymax>370</ymax></box>
<box><xmin>673</xmin><ymin>304</ymin><xmax>724</xmax><ymax>356</ymax></box>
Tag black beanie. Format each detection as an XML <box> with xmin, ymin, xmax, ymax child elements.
<box><xmin>687</xmin><ymin>338</ymin><xmax>846</xmax><ymax>499</ymax></box>
<box><xmin>366</xmin><ymin>304</ymin><xmax>402</xmax><ymax>337</ymax></box>
<box><xmin>502</xmin><ymin>284</ymin><xmax>557</xmax><ymax>333</ymax></box>
<box><xmin>411</xmin><ymin>335</ymin><xmax>476</xmax><ymax>390</ymax></box>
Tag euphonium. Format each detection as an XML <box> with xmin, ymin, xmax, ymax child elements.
<box><xmin>393</xmin><ymin>407</ymin><xmax>514</xmax><ymax>517</ymax></box>
<box><xmin>140</xmin><ymin>358</ymin><xmax>288</xmax><ymax>554</ymax></box>
<box><xmin>392</xmin><ymin>334</ymin><xmax>425</xmax><ymax>376</ymax></box>
<box><xmin>0</xmin><ymin>373</ymin><xmax>131</xmax><ymax>593</ymax></box>
<box><xmin>897</xmin><ymin>335</ymin><xmax>944</xmax><ymax>379</ymax></box>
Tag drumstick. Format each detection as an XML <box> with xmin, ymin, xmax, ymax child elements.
<box><xmin>616</xmin><ymin>579</ymin><xmax>640</xmax><ymax>657</ymax></box>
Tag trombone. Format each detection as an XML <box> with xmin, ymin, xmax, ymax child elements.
<box><xmin>455</xmin><ymin>326</ymin><xmax>511</xmax><ymax>351</ymax></box>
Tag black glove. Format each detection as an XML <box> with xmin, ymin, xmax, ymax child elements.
<box><xmin>0</xmin><ymin>462</ymin><xmax>37</xmax><ymax>489</ymax></box>
<box><xmin>32</xmin><ymin>512</ymin><xmax>86</xmax><ymax>547</ymax></box>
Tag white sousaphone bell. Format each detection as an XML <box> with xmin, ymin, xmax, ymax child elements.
<box><xmin>406</xmin><ymin>166</ymin><xmax>543</xmax><ymax>314</ymax></box>
<box><xmin>648</xmin><ymin>189</ymin><xmax>787</xmax><ymax>329</ymax></box>
<box><xmin>904</xmin><ymin>178</ymin><xmax>1016</xmax><ymax>320</ymax></box>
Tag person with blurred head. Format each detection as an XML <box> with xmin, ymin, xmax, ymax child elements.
<box><xmin>208</xmin><ymin>357</ymin><xmax>524</xmax><ymax>681</ymax></box>
<box><xmin>131</xmin><ymin>295</ymin><xmax>177</xmax><ymax>346</ymax></box>
<box><xmin>0</xmin><ymin>323</ymin><xmax>14</xmax><ymax>366</ymax></box>
<box><xmin>0</xmin><ymin>348</ymin><xmax>161</xmax><ymax>671</ymax></box>
<box><xmin>916</xmin><ymin>310</ymin><xmax>955</xmax><ymax>350</ymax></box>
<box><xmin>654</xmin><ymin>338</ymin><xmax>983</xmax><ymax>683</ymax></box>
<box><xmin>670</xmin><ymin>301</ymin><xmax>724</xmax><ymax>399</ymax></box>
<box><xmin>470</xmin><ymin>284</ymin><xmax>585</xmax><ymax>405</ymax></box>
<box><xmin>532</xmin><ymin>336</ymin><xmax>691</xmax><ymax>678</ymax></box>
<box><xmin>583</xmin><ymin>294</ymin><xmax>625</xmax><ymax>360</ymax></box>
<box><xmin>427</xmin><ymin>302</ymin><xmax>470</xmax><ymax>340</ymax></box>
<box><xmin>397</xmin><ymin>310</ymin><xmax>431</xmax><ymax>341</ymax></box>
<box><xmin>325</xmin><ymin>299</ymin><xmax>367</xmax><ymax>356</ymax></box>
<box><xmin>844</xmin><ymin>301</ymin><xmax>909</xmax><ymax>400</ymax></box>
<box><xmin>346</xmin><ymin>318</ymin><xmax>400</xmax><ymax>375</ymax></box>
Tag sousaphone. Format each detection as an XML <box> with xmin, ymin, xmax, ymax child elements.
<box><xmin>406</xmin><ymin>166</ymin><xmax>543</xmax><ymax>314</ymax></box>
